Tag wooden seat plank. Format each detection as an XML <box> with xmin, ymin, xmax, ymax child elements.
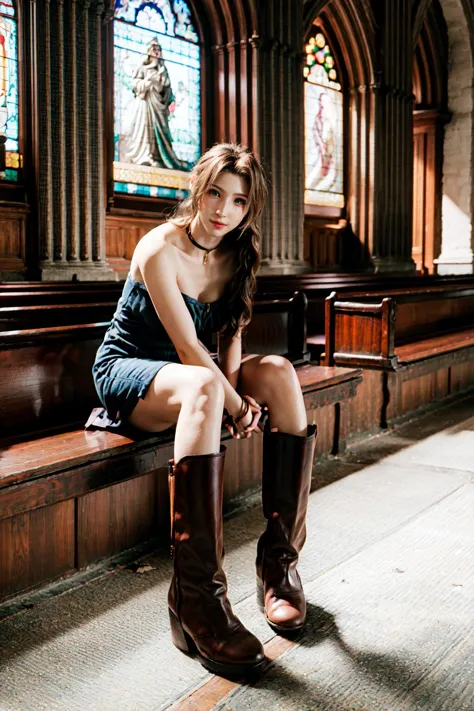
<box><xmin>0</xmin><ymin>365</ymin><xmax>362</xmax><ymax>489</ymax></box>
<box><xmin>396</xmin><ymin>328</ymin><xmax>474</xmax><ymax>363</ymax></box>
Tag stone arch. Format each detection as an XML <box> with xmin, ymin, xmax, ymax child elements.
<box><xmin>435</xmin><ymin>0</ymin><xmax>474</xmax><ymax>273</ymax></box>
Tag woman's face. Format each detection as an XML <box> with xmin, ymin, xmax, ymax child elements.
<box><xmin>198</xmin><ymin>171</ymin><xmax>250</xmax><ymax>238</ymax></box>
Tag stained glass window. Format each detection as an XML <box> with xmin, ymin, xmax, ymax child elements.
<box><xmin>114</xmin><ymin>0</ymin><xmax>201</xmax><ymax>199</ymax></box>
<box><xmin>0</xmin><ymin>0</ymin><xmax>20</xmax><ymax>183</ymax></box>
<box><xmin>303</xmin><ymin>30</ymin><xmax>344</xmax><ymax>208</ymax></box>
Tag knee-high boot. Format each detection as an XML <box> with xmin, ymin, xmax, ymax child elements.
<box><xmin>256</xmin><ymin>424</ymin><xmax>317</xmax><ymax>633</ymax></box>
<box><xmin>168</xmin><ymin>446</ymin><xmax>265</xmax><ymax>677</ymax></box>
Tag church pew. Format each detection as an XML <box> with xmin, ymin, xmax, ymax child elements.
<box><xmin>325</xmin><ymin>285</ymin><xmax>474</xmax><ymax>370</ymax></box>
<box><xmin>258</xmin><ymin>273</ymin><xmax>474</xmax><ymax>361</ymax></box>
<box><xmin>0</xmin><ymin>303</ymin><xmax>118</xmax><ymax>331</ymax></box>
<box><xmin>0</xmin><ymin>288</ymin><xmax>122</xmax><ymax>307</ymax></box>
<box><xmin>4</xmin><ymin>273</ymin><xmax>474</xmax><ymax>348</ymax></box>
<box><xmin>0</xmin><ymin>282</ymin><xmax>120</xmax><ymax>292</ymax></box>
<box><xmin>0</xmin><ymin>294</ymin><xmax>362</xmax><ymax>602</ymax></box>
<box><xmin>323</xmin><ymin>287</ymin><xmax>474</xmax><ymax>432</ymax></box>
<box><xmin>0</xmin><ymin>290</ymin><xmax>311</xmax><ymax>364</ymax></box>
<box><xmin>0</xmin><ymin>295</ymin><xmax>309</xmax><ymax>440</ymax></box>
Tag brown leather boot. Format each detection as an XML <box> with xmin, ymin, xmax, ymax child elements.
<box><xmin>168</xmin><ymin>446</ymin><xmax>265</xmax><ymax>678</ymax></box>
<box><xmin>256</xmin><ymin>424</ymin><xmax>317</xmax><ymax>634</ymax></box>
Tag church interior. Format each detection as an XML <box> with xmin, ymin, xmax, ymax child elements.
<box><xmin>0</xmin><ymin>0</ymin><xmax>473</xmax><ymax>708</ymax></box>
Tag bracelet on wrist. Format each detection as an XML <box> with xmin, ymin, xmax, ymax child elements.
<box><xmin>233</xmin><ymin>398</ymin><xmax>250</xmax><ymax>425</ymax></box>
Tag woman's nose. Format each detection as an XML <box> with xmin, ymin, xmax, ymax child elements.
<box><xmin>217</xmin><ymin>198</ymin><xmax>232</xmax><ymax>215</ymax></box>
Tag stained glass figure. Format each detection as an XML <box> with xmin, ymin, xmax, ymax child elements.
<box><xmin>303</xmin><ymin>30</ymin><xmax>343</xmax><ymax>208</ymax></box>
<box><xmin>0</xmin><ymin>0</ymin><xmax>20</xmax><ymax>183</ymax></box>
<box><xmin>114</xmin><ymin>0</ymin><xmax>200</xmax><ymax>198</ymax></box>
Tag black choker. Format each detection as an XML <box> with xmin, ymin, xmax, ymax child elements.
<box><xmin>186</xmin><ymin>226</ymin><xmax>223</xmax><ymax>265</ymax></box>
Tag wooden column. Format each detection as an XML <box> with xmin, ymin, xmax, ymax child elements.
<box><xmin>370</xmin><ymin>0</ymin><xmax>416</xmax><ymax>273</ymax></box>
<box><xmin>34</xmin><ymin>0</ymin><xmax>114</xmax><ymax>280</ymax></box>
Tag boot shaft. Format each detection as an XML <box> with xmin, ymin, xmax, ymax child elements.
<box><xmin>169</xmin><ymin>447</ymin><xmax>226</xmax><ymax>566</ymax></box>
<box><xmin>168</xmin><ymin>447</ymin><xmax>235</xmax><ymax>629</ymax></box>
<box><xmin>261</xmin><ymin>425</ymin><xmax>317</xmax><ymax>551</ymax></box>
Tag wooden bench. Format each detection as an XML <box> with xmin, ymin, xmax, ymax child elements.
<box><xmin>323</xmin><ymin>286</ymin><xmax>474</xmax><ymax>432</ymax></box>
<box><xmin>325</xmin><ymin>285</ymin><xmax>474</xmax><ymax>370</ymax></box>
<box><xmin>4</xmin><ymin>273</ymin><xmax>474</xmax><ymax>357</ymax></box>
<box><xmin>0</xmin><ymin>291</ymin><xmax>362</xmax><ymax>603</ymax></box>
<box><xmin>257</xmin><ymin>273</ymin><xmax>474</xmax><ymax>362</ymax></box>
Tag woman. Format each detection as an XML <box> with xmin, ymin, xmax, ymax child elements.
<box><xmin>91</xmin><ymin>143</ymin><xmax>316</xmax><ymax>678</ymax></box>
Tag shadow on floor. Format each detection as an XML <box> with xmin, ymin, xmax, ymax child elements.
<box><xmin>245</xmin><ymin>601</ymin><xmax>460</xmax><ymax>711</ymax></box>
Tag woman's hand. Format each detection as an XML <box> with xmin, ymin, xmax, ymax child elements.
<box><xmin>224</xmin><ymin>395</ymin><xmax>262</xmax><ymax>439</ymax></box>
<box><xmin>238</xmin><ymin>395</ymin><xmax>262</xmax><ymax>438</ymax></box>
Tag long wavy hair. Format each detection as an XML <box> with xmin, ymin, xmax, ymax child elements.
<box><xmin>170</xmin><ymin>143</ymin><xmax>267</xmax><ymax>339</ymax></box>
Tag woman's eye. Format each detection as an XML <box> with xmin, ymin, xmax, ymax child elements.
<box><xmin>235</xmin><ymin>198</ymin><xmax>247</xmax><ymax>206</ymax></box>
<box><xmin>209</xmin><ymin>189</ymin><xmax>219</xmax><ymax>197</ymax></box>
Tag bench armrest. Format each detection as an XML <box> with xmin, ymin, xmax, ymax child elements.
<box><xmin>324</xmin><ymin>291</ymin><xmax>399</xmax><ymax>370</ymax></box>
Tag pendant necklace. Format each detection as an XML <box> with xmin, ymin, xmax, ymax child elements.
<box><xmin>186</xmin><ymin>225</ymin><xmax>222</xmax><ymax>266</ymax></box>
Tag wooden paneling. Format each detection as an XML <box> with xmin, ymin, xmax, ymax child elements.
<box><xmin>0</xmin><ymin>204</ymin><xmax>28</xmax><ymax>277</ymax></box>
<box><xmin>77</xmin><ymin>471</ymin><xmax>164</xmax><ymax>568</ymax></box>
<box><xmin>450</xmin><ymin>361</ymin><xmax>474</xmax><ymax>395</ymax></box>
<box><xmin>223</xmin><ymin>433</ymin><xmax>263</xmax><ymax>504</ymax></box>
<box><xmin>399</xmin><ymin>368</ymin><xmax>449</xmax><ymax>419</ymax></box>
<box><xmin>340</xmin><ymin>369</ymin><xmax>385</xmax><ymax>440</ymax></box>
<box><xmin>412</xmin><ymin>111</ymin><xmax>445</xmax><ymax>274</ymax></box>
<box><xmin>386</xmin><ymin>367</ymin><xmax>450</xmax><ymax>423</ymax></box>
<box><xmin>304</xmin><ymin>218</ymin><xmax>346</xmax><ymax>272</ymax></box>
<box><xmin>310</xmin><ymin>404</ymin><xmax>336</xmax><ymax>458</ymax></box>
<box><xmin>105</xmin><ymin>215</ymin><xmax>161</xmax><ymax>277</ymax></box>
<box><xmin>0</xmin><ymin>500</ymin><xmax>75</xmax><ymax>600</ymax></box>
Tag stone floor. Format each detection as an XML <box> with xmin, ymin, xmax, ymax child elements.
<box><xmin>0</xmin><ymin>396</ymin><xmax>473</xmax><ymax>711</ymax></box>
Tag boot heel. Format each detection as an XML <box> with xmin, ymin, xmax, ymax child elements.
<box><xmin>256</xmin><ymin>577</ymin><xmax>265</xmax><ymax>612</ymax></box>
<box><xmin>169</xmin><ymin>609</ymin><xmax>196</xmax><ymax>654</ymax></box>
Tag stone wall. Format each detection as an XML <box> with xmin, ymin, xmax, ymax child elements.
<box><xmin>436</xmin><ymin>0</ymin><xmax>474</xmax><ymax>274</ymax></box>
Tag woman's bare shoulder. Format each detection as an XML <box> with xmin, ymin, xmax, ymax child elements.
<box><xmin>132</xmin><ymin>222</ymin><xmax>181</xmax><ymax>275</ymax></box>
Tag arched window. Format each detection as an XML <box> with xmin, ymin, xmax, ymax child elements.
<box><xmin>303</xmin><ymin>28</ymin><xmax>344</xmax><ymax>209</ymax></box>
<box><xmin>0</xmin><ymin>0</ymin><xmax>20</xmax><ymax>183</ymax></box>
<box><xmin>113</xmin><ymin>0</ymin><xmax>201</xmax><ymax>199</ymax></box>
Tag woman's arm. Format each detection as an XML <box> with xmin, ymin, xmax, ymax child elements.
<box><xmin>217</xmin><ymin>330</ymin><xmax>242</xmax><ymax>391</ymax></box>
<box><xmin>136</xmin><ymin>234</ymin><xmax>244</xmax><ymax>418</ymax></box>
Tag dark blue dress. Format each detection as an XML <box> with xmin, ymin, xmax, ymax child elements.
<box><xmin>91</xmin><ymin>274</ymin><xmax>230</xmax><ymax>426</ymax></box>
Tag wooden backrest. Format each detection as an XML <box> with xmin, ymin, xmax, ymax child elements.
<box><xmin>336</xmin><ymin>285</ymin><xmax>474</xmax><ymax>344</ymax></box>
<box><xmin>0</xmin><ymin>303</ymin><xmax>117</xmax><ymax>331</ymax></box>
<box><xmin>0</xmin><ymin>288</ymin><xmax>121</xmax><ymax>307</ymax></box>
<box><xmin>258</xmin><ymin>273</ymin><xmax>474</xmax><ymax>335</ymax></box>
<box><xmin>245</xmin><ymin>292</ymin><xmax>308</xmax><ymax>364</ymax></box>
<box><xmin>0</xmin><ymin>292</ymin><xmax>308</xmax><ymax>439</ymax></box>
<box><xmin>0</xmin><ymin>324</ymin><xmax>106</xmax><ymax>439</ymax></box>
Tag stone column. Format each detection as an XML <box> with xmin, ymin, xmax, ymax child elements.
<box><xmin>35</xmin><ymin>0</ymin><xmax>114</xmax><ymax>280</ymax></box>
<box><xmin>434</xmin><ymin>0</ymin><xmax>474</xmax><ymax>275</ymax></box>
<box><xmin>255</xmin><ymin>0</ymin><xmax>310</xmax><ymax>275</ymax></box>
<box><xmin>370</xmin><ymin>0</ymin><xmax>416</xmax><ymax>273</ymax></box>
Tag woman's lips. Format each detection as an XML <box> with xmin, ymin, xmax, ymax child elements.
<box><xmin>210</xmin><ymin>219</ymin><xmax>227</xmax><ymax>228</ymax></box>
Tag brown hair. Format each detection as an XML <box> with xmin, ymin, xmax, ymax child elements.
<box><xmin>170</xmin><ymin>143</ymin><xmax>267</xmax><ymax>339</ymax></box>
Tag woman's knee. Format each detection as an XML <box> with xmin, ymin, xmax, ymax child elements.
<box><xmin>184</xmin><ymin>366</ymin><xmax>225</xmax><ymax>411</ymax></box>
<box><xmin>258</xmin><ymin>355</ymin><xmax>296</xmax><ymax>389</ymax></box>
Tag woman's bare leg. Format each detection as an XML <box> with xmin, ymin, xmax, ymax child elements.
<box><xmin>128</xmin><ymin>363</ymin><xmax>224</xmax><ymax>461</ymax></box>
<box><xmin>237</xmin><ymin>354</ymin><xmax>307</xmax><ymax>435</ymax></box>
